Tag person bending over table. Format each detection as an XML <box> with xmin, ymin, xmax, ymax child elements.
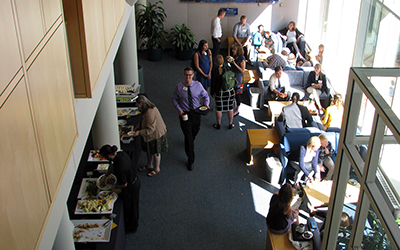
<box><xmin>134</xmin><ymin>95</ymin><xmax>168</xmax><ymax>177</ymax></box>
<box><xmin>269</xmin><ymin>66</ymin><xmax>291</xmax><ymax>101</ymax></box>
<box><xmin>266</xmin><ymin>183</ymin><xmax>299</xmax><ymax>234</ymax></box>
<box><xmin>289</xmin><ymin>136</ymin><xmax>321</xmax><ymax>185</ymax></box>
<box><xmin>100</xmin><ymin>144</ymin><xmax>140</xmax><ymax>232</ymax></box>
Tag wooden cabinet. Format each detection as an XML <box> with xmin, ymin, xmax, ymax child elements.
<box><xmin>0</xmin><ymin>0</ymin><xmax>22</xmax><ymax>95</ymax></box>
<box><xmin>63</xmin><ymin>0</ymin><xmax>126</xmax><ymax>98</ymax></box>
<box><xmin>27</xmin><ymin>24</ymin><xmax>78</xmax><ymax>200</ymax></box>
<box><xmin>0</xmin><ymin>1</ymin><xmax>78</xmax><ymax>249</ymax></box>
<box><xmin>0</xmin><ymin>77</ymin><xmax>49</xmax><ymax>250</ymax></box>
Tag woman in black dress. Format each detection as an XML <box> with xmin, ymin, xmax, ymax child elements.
<box><xmin>100</xmin><ymin>144</ymin><xmax>140</xmax><ymax>232</ymax></box>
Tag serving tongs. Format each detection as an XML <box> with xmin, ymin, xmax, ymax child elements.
<box><xmin>102</xmin><ymin>214</ymin><xmax>116</xmax><ymax>227</ymax></box>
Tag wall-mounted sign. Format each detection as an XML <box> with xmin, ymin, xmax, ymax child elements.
<box><xmin>223</xmin><ymin>8</ymin><xmax>238</xmax><ymax>16</ymax></box>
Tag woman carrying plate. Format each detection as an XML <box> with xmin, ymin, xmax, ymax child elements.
<box><xmin>100</xmin><ymin>144</ymin><xmax>140</xmax><ymax>232</ymax></box>
<box><xmin>133</xmin><ymin>95</ymin><xmax>168</xmax><ymax>177</ymax></box>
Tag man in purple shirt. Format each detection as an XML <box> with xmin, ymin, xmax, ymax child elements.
<box><xmin>172</xmin><ymin>67</ymin><xmax>210</xmax><ymax>171</ymax></box>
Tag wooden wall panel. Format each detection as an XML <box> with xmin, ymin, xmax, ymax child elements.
<box><xmin>82</xmin><ymin>0</ymin><xmax>106</xmax><ymax>92</ymax></box>
<box><xmin>0</xmin><ymin>0</ymin><xmax>22</xmax><ymax>92</ymax></box>
<box><xmin>41</xmin><ymin>0</ymin><xmax>62</xmax><ymax>30</ymax></box>
<box><xmin>102</xmin><ymin>0</ymin><xmax>117</xmax><ymax>54</ymax></box>
<box><xmin>0</xmin><ymin>77</ymin><xmax>49</xmax><ymax>250</ymax></box>
<box><xmin>14</xmin><ymin>0</ymin><xmax>44</xmax><ymax>60</ymax></box>
<box><xmin>27</xmin><ymin>24</ymin><xmax>78</xmax><ymax>199</ymax></box>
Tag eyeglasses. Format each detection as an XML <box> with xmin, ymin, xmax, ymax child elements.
<box><xmin>184</xmin><ymin>73</ymin><xmax>193</xmax><ymax>76</ymax></box>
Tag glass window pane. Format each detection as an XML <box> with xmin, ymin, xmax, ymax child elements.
<box><xmin>361</xmin><ymin>206</ymin><xmax>395</xmax><ymax>249</ymax></box>
<box><xmin>357</xmin><ymin>94</ymin><xmax>376</xmax><ymax>135</ymax></box>
<box><xmin>370</xmin><ymin>76</ymin><xmax>397</xmax><ymax>107</ymax></box>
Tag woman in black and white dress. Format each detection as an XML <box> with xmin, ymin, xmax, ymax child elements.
<box><xmin>210</xmin><ymin>54</ymin><xmax>235</xmax><ymax>129</ymax></box>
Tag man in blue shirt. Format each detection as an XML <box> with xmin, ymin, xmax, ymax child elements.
<box><xmin>172</xmin><ymin>67</ymin><xmax>210</xmax><ymax>170</ymax></box>
<box><xmin>233</xmin><ymin>15</ymin><xmax>253</xmax><ymax>66</ymax></box>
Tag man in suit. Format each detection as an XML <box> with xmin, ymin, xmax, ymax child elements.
<box><xmin>278</xmin><ymin>92</ymin><xmax>315</xmax><ymax>130</ymax></box>
<box><xmin>269</xmin><ymin>66</ymin><xmax>291</xmax><ymax>101</ymax></box>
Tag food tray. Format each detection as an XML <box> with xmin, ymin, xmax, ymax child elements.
<box><xmin>74</xmin><ymin>197</ymin><xmax>116</xmax><ymax>215</ymax></box>
<box><xmin>77</xmin><ymin>178</ymin><xmax>98</xmax><ymax>199</ymax></box>
<box><xmin>115</xmin><ymin>84</ymin><xmax>140</xmax><ymax>94</ymax></box>
<box><xmin>71</xmin><ymin>219</ymin><xmax>112</xmax><ymax>242</ymax></box>
<box><xmin>97</xmin><ymin>174</ymin><xmax>117</xmax><ymax>190</ymax></box>
<box><xmin>117</xmin><ymin>107</ymin><xmax>140</xmax><ymax>117</ymax></box>
<box><xmin>88</xmin><ymin>150</ymin><xmax>108</xmax><ymax>162</ymax></box>
<box><xmin>116</xmin><ymin>95</ymin><xmax>139</xmax><ymax>103</ymax></box>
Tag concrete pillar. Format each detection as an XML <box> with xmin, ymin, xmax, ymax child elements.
<box><xmin>52</xmin><ymin>206</ymin><xmax>74</xmax><ymax>250</ymax></box>
<box><xmin>114</xmin><ymin>5</ymin><xmax>140</xmax><ymax>88</ymax></box>
<box><xmin>92</xmin><ymin>68</ymin><xmax>121</xmax><ymax>150</ymax></box>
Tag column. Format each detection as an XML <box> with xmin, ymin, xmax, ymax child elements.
<box><xmin>92</xmin><ymin>68</ymin><xmax>121</xmax><ymax>150</ymax></box>
<box><xmin>114</xmin><ymin>4</ymin><xmax>142</xmax><ymax>90</ymax></box>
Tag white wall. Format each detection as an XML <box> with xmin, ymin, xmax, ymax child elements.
<box><xmin>157</xmin><ymin>0</ymin><xmax>300</xmax><ymax>48</ymax></box>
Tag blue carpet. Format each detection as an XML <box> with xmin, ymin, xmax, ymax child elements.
<box><xmin>124</xmin><ymin>50</ymin><xmax>278</xmax><ymax>250</ymax></box>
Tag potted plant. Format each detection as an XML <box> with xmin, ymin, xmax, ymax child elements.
<box><xmin>136</xmin><ymin>1</ymin><xmax>167</xmax><ymax>61</ymax></box>
<box><xmin>170</xmin><ymin>23</ymin><xmax>197</xmax><ymax>61</ymax></box>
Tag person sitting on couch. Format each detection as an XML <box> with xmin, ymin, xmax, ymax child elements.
<box><xmin>306</xmin><ymin>63</ymin><xmax>328</xmax><ymax>114</ymax></box>
<box><xmin>269</xmin><ymin>66</ymin><xmax>291</xmax><ymax>101</ymax></box>
<box><xmin>263</xmin><ymin>47</ymin><xmax>290</xmax><ymax>69</ymax></box>
<box><xmin>278</xmin><ymin>21</ymin><xmax>307</xmax><ymax>58</ymax></box>
<box><xmin>278</xmin><ymin>92</ymin><xmax>315</xmax><ymax>130</ymax></box>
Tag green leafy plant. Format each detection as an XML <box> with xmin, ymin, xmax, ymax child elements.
<box><xmin>170</xmin><ymin>23</ymin><xmax>197</xmax><ymax>51</ymax></box>
<box><xmin>136</xmin><ymin>1</ymin><xmax>167</xmax><ymax>50</ymax></box>
<box><xmin>362</xmin><ymin>211</ymin><xmax>394</xmax><ymax>250</ymax></box>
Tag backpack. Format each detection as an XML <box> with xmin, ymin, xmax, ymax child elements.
<box><xmin>221</xmin><ymin>67</ymin><xmax>236</xmax><ymax>91</ymax></box>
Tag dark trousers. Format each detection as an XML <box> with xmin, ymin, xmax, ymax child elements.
<box><xmin>212</xmin><ymin>37</ymin><xmax>221</xmax><ymax>62</ymax></box>
<box><xmin>124</xmin><ymin>177</ymin><xmax>141</xmax><ymax>231</ymax></box>
<box><xmin>179</xmin><ymin>112</ymin><xmax>201</xmax><ymax>163</ymax></box>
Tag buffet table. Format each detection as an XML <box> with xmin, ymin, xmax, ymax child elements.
<box><xmin>68</xmin><ymin>146</ymin><xmax>126</xmax><ymax>250</ymax></box>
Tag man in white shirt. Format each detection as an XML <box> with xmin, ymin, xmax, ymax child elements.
<box><xmin>211</xmin><ymin>8</ymin><xmax>226</xmax><ymax>62</ymax></box>
<box><xmin>269</xmin><ymin>66</ymin><xmax>291</xmax><ymax>101</ymax></box>
<box><xmin>233</xmin><ymin>15</ymin><xmax>253</xmax><ymax>65</ymax></box>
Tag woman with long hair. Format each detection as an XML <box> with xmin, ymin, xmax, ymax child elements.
<box><xmin>266</xmin><ymin>183</ymin><xmax>299</xmax><ymax>234</ymax></box>
<box><xmin>289</xmin><ymin>136</ymin><xmax>321</xmax><ymax>184</ymax></box>
<box><xmin>228</xmin><ymin>43</ymin><xmax>246</xmax><ymax>117</ymax></box>
<box><xmin>278</xmin><ymin>21</ymin><xmax>306</xmax><ymax>59</ymax></box>
<box><xmin>193</xmin><ymin>39</ymin><xmax>212</xmax><ymax>92</ymax></box>
<box><xmin>210</xmin><ymin>54</ymin><xmax>235</xmax><ymax>129</ymax></box>
<box><xmin>134</xmin><ymin>95</ymin><xmax>168</xmax><ymax>177</ymax></box>
<box><xmin>322</xmin><ymin>93</ymin><xmax>344</xmax><ymax>130</ymax></box>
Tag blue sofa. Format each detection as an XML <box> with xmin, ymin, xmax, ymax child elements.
<box><xmin>277</xmin><ymin>129</ymin><xmax>340</xmax><ymax>184</ymax></box>
<box><xmin>256</xmin><ymin>62</ymin><xmax>333</xmax><ymax>108</ymax></box>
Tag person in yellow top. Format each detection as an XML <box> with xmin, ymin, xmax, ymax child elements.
<box><xmin>322</xmin><ymin>94</ymin><xmax>344</xmax><ymax>130</ymax></box>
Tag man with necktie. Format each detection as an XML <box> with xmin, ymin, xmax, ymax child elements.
<box><xmin>268</xmin><ymin>66</ymin><xmax>291</xmax><ymax>101</ymax></box>
<box><xmin>172</xmin><ymin>67</ymin><xmax>210</xmax><ymax>170</ymax></box>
